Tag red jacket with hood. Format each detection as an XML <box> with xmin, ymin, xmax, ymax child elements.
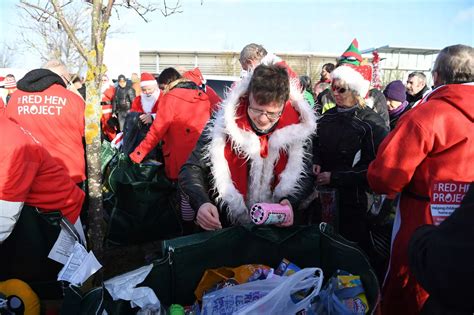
<box><xmin>130</xmin><ymin>83</ymin><xmax>211</xmax><ymax>181</ymax></box>
<box><xmin>6</xmin><ymin>69</ymin><xmax>86</xmax><ymax>183</ymax></box>
<box><xmin>368</xmin><ymin>83</ymin><xmax>474</xmax><ymax>315</ymax></box>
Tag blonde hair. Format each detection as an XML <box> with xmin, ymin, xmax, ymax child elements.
<box><xmin>355</xmin><ymin>94</ymin><xmax>366</xmax><ymax>108</ymax></box>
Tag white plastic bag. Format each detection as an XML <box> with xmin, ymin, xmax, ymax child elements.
<box><xmin>201</xmin><ymin>268</ymin><xmax>323</xmax><ymax>315</ymax></box>
<box><xmin>201</xmin><ymin>275</ymin><xmax>284</xmax><ymax>315</ymax></box>
<box><xmin>237</xmin><ymin>267</ymin><xmax>323</xmax><ymax>315</ymax></box>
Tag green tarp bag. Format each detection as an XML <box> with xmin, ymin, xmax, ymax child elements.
<box><xmin>0</xmin><ymin>206</ymin><xmax>64</xmax><ymax>299</ymax></box>
<box><xmin>105</xmin><ymin>154</ymin><xmax>182</xmax><ymax>245</ymax></box>
<box><xmin>101</xmin><ymin>140</ymin><xmax>118</xmax><ymax>176</ymax></box>
<box><xmin>140</xmin><ymin>223</ymin><xmax>380</xmax><ymax>313</ymax></box>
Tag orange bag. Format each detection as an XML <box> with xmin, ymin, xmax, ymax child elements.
<box><xmin>194</xmin><ymin>264</ymin><xmax>271</xmax><ymax>301</ymax></box>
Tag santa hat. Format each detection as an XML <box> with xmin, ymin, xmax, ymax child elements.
<box><xmin>183</xmin><ymin>67</ymin><xmax>206</xmax><ymax>86</ymax></box>
<box><xmin>4</xmin><ymin>76</ymin><xmax>16</xmax><ymax>90</ymax></box>
<box><xmin>338</xmin><ymin>38</ymin><xmax>362</xmax><ymax>66</ymax></box>
<box><xmin>331</xmin><ymin>64</ymin><xmax>373</xmax><ymax>97</ymax></box>
<box><xmin>140</xmin><ymin>72</ymin><xmax>157</xmax><ymax>87</ymax></box>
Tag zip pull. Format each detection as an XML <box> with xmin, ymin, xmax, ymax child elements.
<box><xmin>168</xmin><ymin>246</ymin><xmax>174</xmax><ymax>265</ymax></box>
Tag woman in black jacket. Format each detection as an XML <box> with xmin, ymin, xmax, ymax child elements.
<box><xmin>313</xmin><ymin>65</ymin><xmax>389</xmax><ymax>252</ymax></box>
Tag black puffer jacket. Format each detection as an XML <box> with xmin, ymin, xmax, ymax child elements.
<box><xmin>313</xmin><ymin>105</ymin><xmax>389</xmax><ymax>246</ymax></box>
<box><xmin>112</xmin><ymin>83</ymin><xmax>136</xmax><ymax>113</ymax></box>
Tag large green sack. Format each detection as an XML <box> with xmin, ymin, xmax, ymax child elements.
<box><xmin>105</xmin><ymin>154</ymin><xmax>182</xmax><ymax>245</ymax></box>
<box><xmin>141</xmin><ymin>223</ymin><xmax>380</xmax><ymax>313</ymax></box>
<box><xmin>101</xmin><ymin>140</ymin><xmax>118</xmax><ymax>176</ymax></box>
<box><xmin>0</xmin><ymin>206</ymin><xmax>64</xmax><ymax>299</ymax></box>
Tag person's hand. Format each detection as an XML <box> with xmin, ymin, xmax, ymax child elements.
<box><xmin>196</xmin><ymin>203</ymin><xmax>222</xmax><ymax>230</ymax></box>
<box><xmin>140</xmin><ymin>114</ymin><xmax>153</xmax><ymax>125</ymax></box>
<box><xmin>276</xmin><ymin>199</ymin><xmax>294</xmax><ymax>227</ymax></box>
<box><xmin>313</xmin><ymin>164</ymin><xmax>321</xmax><ymax>176</ymax></box>
<box><xmin>316</xmin><ymin>172</ymin><xmax>331</xmax><ymax>186</ymax></box>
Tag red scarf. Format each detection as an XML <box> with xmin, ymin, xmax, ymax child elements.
<box><xmin>223</xmin><ymin>98</ymin><xmax>300</xmax><ymax>198</ymax></box>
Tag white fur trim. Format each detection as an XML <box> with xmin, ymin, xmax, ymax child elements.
<box><xmin>140</xmin><ymin>80</ymin><xmax>157</xmax><ymax>87</ymax></box>
<box><xmin>260</xmin><ymin>53</ymin><xmax>282</xmax><ymax>66</ymax></box>
<box><xmin>331</xmin><ymin>66</ymin><xmax>370</xmax><ymax>97</ymax></box>
<box><xmin>205</xmin><ymin>67</ymin><xmax>316</xmax><ymax>224</ymax></box>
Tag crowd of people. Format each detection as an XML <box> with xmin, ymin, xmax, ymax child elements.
<box><xmin>0</xmin><ymin>40</ymin><xmax>473</xmax><ymax>314</ymax></box>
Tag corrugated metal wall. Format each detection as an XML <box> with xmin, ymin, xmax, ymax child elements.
<box><xmin>140</xmin><ymin>50</ymin><xmax>437</xmax><ymax>87</ymax></box>
<box><xmin>140</xmin><ymin>50</ymin><xmax>338</xmax><ymax>82</ymax></box>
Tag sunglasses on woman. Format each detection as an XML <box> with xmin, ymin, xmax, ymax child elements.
<box><xmin>331</xmin><ymin>85</ymin><xmax>348</xmax><ymax>94</ymax></box>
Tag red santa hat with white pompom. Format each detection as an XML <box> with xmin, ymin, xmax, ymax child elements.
<box><xmin>140</xmin><ymin>72</ymin><xmax>157</xmax><ymax>87</ymax></box>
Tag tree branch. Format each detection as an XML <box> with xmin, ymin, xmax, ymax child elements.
<box><xmin>161</xmin><ymin>0</ymin><xmax>182</xmax><ymax>17</ymax></box>
<box><xmin>49</xmin><ymin>0</ymin><xmax>89</xmax><ymax>62</ymax></box>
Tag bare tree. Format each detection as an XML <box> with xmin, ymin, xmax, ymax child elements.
<box><xmin>0</xmin><ymin>43</ymin><xmax>15</xmax><ymax>68</ymax></box>
<box><xmin>17</xmin><ymin>0</ymin><xmax>183</xmax><ymax>267</ymax></box>
<box><xmin>18</xmin><ymin>1</ymin><xmax>89</xmax><ymax>74</ymax></box>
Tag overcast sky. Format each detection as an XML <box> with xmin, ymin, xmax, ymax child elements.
<box><xmin>1</xmin><ymin>0</ymin><xmax>473</xmax><ymax>70</ymax></box>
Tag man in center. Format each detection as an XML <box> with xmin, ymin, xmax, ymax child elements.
<box><xmin>179</xmin><ymin>64</ymin><xmax>316</xmax><ymax>230</ymax></box>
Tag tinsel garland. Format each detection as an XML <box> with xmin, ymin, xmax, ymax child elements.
<box><xmin>372</xmin><ymin>50</ymin><xmax>382</xmax><ymax>90</ymax></box>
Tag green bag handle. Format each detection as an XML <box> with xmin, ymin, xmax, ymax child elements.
<box><xmin>241</xmin><ymin>224</ymin><xmax>316</xmax><ymax>244</ymax></box>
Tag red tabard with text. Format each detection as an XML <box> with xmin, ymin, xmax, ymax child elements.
<box><xmin>430</xmin><ymin>181</ymin><xmax>470</xmax><ymax>225</ymax></box>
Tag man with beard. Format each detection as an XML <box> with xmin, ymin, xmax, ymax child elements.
<box><xmin>120</xmin><ymin>72</ymin><xmax>160</xmax><ymax>156</ymax></box>
<box><xmin>130</xmin><ymin>72</ymin><xmax>160</xmax><ymax>123</ymax></box>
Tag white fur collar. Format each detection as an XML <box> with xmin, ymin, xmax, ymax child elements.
<box><xmin>205</xmin><ymin>71</ymin><xmax>317</xmax><ymax>224</ymax></box>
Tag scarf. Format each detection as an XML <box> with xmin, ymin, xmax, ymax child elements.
<box><xmin>389</xmin><ymin>100</ymin><xmax>409</xmax><ymax>118</ymax></box>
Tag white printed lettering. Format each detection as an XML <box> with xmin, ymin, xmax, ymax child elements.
<box><xmin>459</xmin><ymin>184</ymin><xmax>470</xmax><ymax>193</ymax></box>
<box><xmin>44</xmin><ymin>95</ymin><xmax>53</xmax><ymax>104</ymax></box>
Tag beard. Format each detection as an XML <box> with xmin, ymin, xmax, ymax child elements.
<box><xmin>141</xmin><ymin>89</ymin><xmax>160</xmax><ymax>113</ymax></box>
<box><xmin>101</xmin><ymin>83</ymin><xmax>110</xmax><ymax>95</ymax></box>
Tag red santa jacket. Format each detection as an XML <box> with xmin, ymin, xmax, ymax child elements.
<box><xmin>101</xmin><ymin>85</ymin><xmax>118</xmax><ymax>140</ymax></box>
<box><xmin>130</xmin><ymin>94</ymin><xmax>159</xmax><ymax>114</ymax></box>
<box><xmin>0</xmin><ymin>116</ymin><xmax>84</xmax><ymax>224</ymax></box>
<box><xmin>367</xmin><ymin>83</ymin><xmax>474</xmax><ymax>315</ymax></box>
<box><xmin>6</xmin><ymin>84</ymin><xmax>86</xmax><ymax>183</ymax></box>
<box><xmin>130</xmin><ymin>86</ymin><xmax>211</xmax><ymax>181</ymax></box>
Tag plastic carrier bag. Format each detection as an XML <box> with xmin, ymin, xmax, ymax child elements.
<box><xmin>201</xmin><ymin>267</ymin><xmax>323</xmax><ymax>315</ymax></box>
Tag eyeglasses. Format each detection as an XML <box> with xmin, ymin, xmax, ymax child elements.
<box><xmin>248</xmin><ymin>106</ymin><xmax>283</xmax><ymax>121</ymax></box>
<box><xmin>331</xmin><ymin>85</ymin><xmax>348</xmax><ymax>94</ymax></box>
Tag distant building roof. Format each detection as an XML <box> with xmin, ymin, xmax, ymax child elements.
<box><xmin>361</xmin><ymin>45</ymin><xmax>440</xmax><ymax>55</ymax></box>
